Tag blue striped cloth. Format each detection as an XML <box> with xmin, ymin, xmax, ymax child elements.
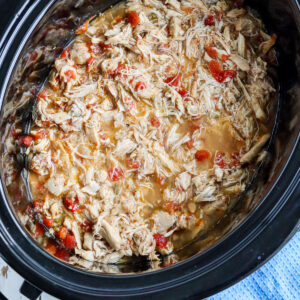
<box><xmin>209</xmin><ymin>231</ymin><xmax>300</xmax><ymax>300</ymax></box>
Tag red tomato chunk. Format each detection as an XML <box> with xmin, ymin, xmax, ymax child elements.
<box><xmin>127</xmin><ymin>11</ymin><xmax>140</xmax><ymax>27</ymax></box>
<box><xmin>81</xmin><ymin>220</ymin><xmax>93</xmax><ymax>232</ymax></box>
<box><xmin>18</xmin><ymin>135</ymin><xmax>33</xmax><ymax>147</ymax></box>
<box><xmin>204</xmin><ymin>15</ymin><xmax>215</xmax><ymax>26</ymax></box>
<box><xmin>215</xmin><ymin>151</ymin><xmax>225</xmax><ymax>168</ymax></box>
<box><xmin>64</xmin><ymin>233</ymin><xmax>76</xmax><ymax>250</ymax></box>
<box><xmin>43</xmin><ymin>218</ymin><xmax>54</xmax><ymax>228</ymax></box>
<box><xmin>63</xmin><ymin>197</ymin><xmax>79</xmax><ymax>212</ymax></box>
<box><xmin>45</xmin><ymin>241</ymin><xmax>57</xmax><ymax>255</ymax></box>
<box><xmin>56</xmin><ymin>226</ymin><xmax>68</xmax><ymax>240</ymax></box>
<box><xmin>35</xmin><ymin>223</ymin><xmax>44</xmax><ymax>237</ymax></box>
<box><xmin>195</xmin><ymin>149</ymin><xmax>210</xmax><ymax>161</ymax></box>
<box><xmin>153</xmin><ymin>233</ymin><xmax>168</xmax><ymax>249</ymax></box>
<box><xmin>150</xmin><ymin>116</ymin><xmax>160</xmax><ymax>127</ymax></box>
<box><xmin>108</xmin><ymin>167</ymin><xmax>123</xmax><ymax>181</ymax></box>
<box><xmin>208</xmin><ymin>60</ymin><xmax>236</xmax><ymax>83</ymax></box>
<box><xmin>55</xmin><ymin>248</ymin><xmax>70</xmax><ymax>261</ymax></box>
<box><xmin>135</xmin><ymin>81</ymin><xmax>147</xmax><ymax>91</ymax></box>
<box><xmin>64</xmin><ymin>70</ymin><xmax>76</xmax><ymax>82</ymax></box>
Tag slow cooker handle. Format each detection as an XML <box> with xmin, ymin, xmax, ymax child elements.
<box><xmin>20</xmin><ymin>280</ymin><xmax>42</xmax><ymax>300</ymax></box>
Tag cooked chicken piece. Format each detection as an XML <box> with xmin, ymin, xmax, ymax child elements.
<box><xmin>226</xmin><ymin>8</ymin><xmax>246</xmax><ymax>18</ymax></box>
<box><xmin>230</xmin><ymin>54</ymin><xmax>250</xmax><ymax>71</ymax></box>
<box><xmin>82</xmin><ymin>181</ymin><xmax>101</xmax><ymax>196</ymax></box>
<box><xmin>44</xmin><ymin>174</ymin><xmax>65</xmax><ymax>196</ymax></box>
<box><xmin>114</xmin><ymin>138</ymin><xmax>137</xmax><ymax>157</ymax></box>
<box><xmin>83</xmin><ymin>232</ymin><xmax>93</xmax><ymax>250</ymax></box>
<box><xmin>177</xmin><ymin>214</ymin><xmax>196</xmax><ymax>230</ymax></box>
<box><xmin>169</xmin><ymin>16</ymin><xmax>183</xmax><ymax>39</ymax></box>
<box><xmin>237</xmin><ymin>33</ymin><xmax>246</xmax><ymax>57</ymax></box>
<box><xmin>132</xmin><ymin>228</ymin><xmax>156</xmax><ymax>256</ymax></box>
<box><xmin>259</xmin><ymin>34</ymin><xmax>277</xmax><ymax>55</ymax></box>
<box><xmin>72</xmin><ymin>221</ymin><xmax>82</xmax><ymax>249</ymax></box>
<box><xmin>107</xmin><ymin>24</ymin><xmax>133</xmax><ymax>46</ymax></box>
<box><xmin>50</xmin><ymin>202</ymin><xmax>62</xmax><ymax>218</ymax></box>
<box><xmin>70</xmin><ymin>43</ymin><xmax>90</xmax><ymax>65</ymax></box>
<box><xmin>152</xmin><ymin>211</ymin><xmax>175</xmax><ymax>234</ymax></box>
<box><xmin>240</xmin><ymin>134</ymin><xmax>270</xmax><ymax>164</ymax></box>
<box><xmin>31</xmin><ymin>152</ymin><xmax>52</xmax><ymax>175</ymax></box>
<box><xmin>193</xmin><ymin>172</ymin><xmax>217</xmax><ymax>202</ymax></box>
<box><xmin>100</xmin><ymin>220</ymin><xmax>122</xmax><ymax>250</ymax></box>
<box><xmin>175</xmin><ymin>172</ymin><xmax>191</xmax><ymax>191</ymax></box>
<box><xmin>75</xmin><ymin>249</ymin><xmax>94</xmax><ymax>261</ymax></box>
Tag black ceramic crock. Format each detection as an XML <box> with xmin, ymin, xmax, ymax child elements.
<box><xmin>0</xmin><ymin>0</ymin><xmax>299</xmax><ymax>299</ymax></box>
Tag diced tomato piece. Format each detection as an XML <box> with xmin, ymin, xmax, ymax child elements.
<box><xmin>55</xmin><ymin>248</ymin><xmax>70</xmax><ymax>261</ymax></box>
<box><xmin>43</xmin><ymin>218</ymin><xmax>54</xmax><ymax>228</ymax></box>
<box><xmin>108</xmin><ymin>63</ymin><xmax>125</xmax><ymax>77</ymax></box>
<box><xmin>123</xmin><ymin>96</ymin><xmax>134</xmax><ymax>111</ymax></box>
<box><xmin>135</xmin><ymin>81</ymin><xmax>147</xmax><ymax>91</ymax></box>
<box><xmin>153</xmin><ymin>233</ymin><xmax>168</xmax><ymax>249</ymax></box>
<box><xmin>45</xmin><ymin>240</ymin><xmax>57</xmax><ymax>255</ymax></box>
<box><xmin>215</xmin><ymin>151</ymin><xmax>225</xmax><ymax>168</ymax></box>
<box><xmin>61</xmin><ymin>47</ymin><xmax>70</xmax><ymax>59</ymax></box>
<box><xmin>56</xmin><ymin>226</ymin><xmax>68</xmax><ymax>240</ymax></box>
<box><xmin>33</xmin><ymin>200</ymin><xmax>42</xmax><ymax>213</ymax></box>
<box><xmin>157</xmin><ymin>175</ymin><xmax>166</xmax><ymax>186</ymax></box>
<box><xmin>208</xmin><ymin>60</ymin><xmax>237</xmax><ymax>83</ymax></box>
<box><xmin>127</xmin><ymin>11</ymin><xmax>140</xmax><ymax>27</ymax></box>
<box><xmin>63</xmin><ymin>197</ymin><xmax>79</xmax><ymax>212</ymax></box>
<box><xmin>204</xmin><ymin>15</ymin><xmax>215</xmax><ymax>26</ymax></box>
<box><xmin>35</xmin><ymin>223</ymin><xmax>44</xmax><ymax>237</ymax></box>
<box><xmin>150</xmin><ymin>116</ymin><xmax>160</xmax><ymax>128</ymax></box>
<box><xmin>86</xmin><ymin>56</ymin><xmax>95</xmax><ymax>65</ymax></box>
<box><xmin>205</xmin><ymin>45</ymin><xmax>218</xmax><ymax>59</ymax></box>
<box><xmin>108</xmin><ymin>167</ymin><xmax>123</xmax><ymax>181</ymax></box>
<box><xmin>208</xmin><ymin>60</ymin><xmax>224</xmax><ymax>82</ymax></box>
<box><xmin>164</xmin><ymin>72</ymin><xmax>182</xmax><ymax>87</ymax></box>
<box><xmin>190</xmin><ymin>124</ymin><xmax>200</xmax><ymax>132</ymax></box>
<box><xmin>64</xmin><ymin>233</ymin><xmax>76</xmax><ymax>250</ymax></box>
<box><xmin>178</xmin><ymin>86</ymin><xmax>188</xmax><ymax>98</ymax></box>
<box><xmin>195</xmin><ymin>149</ymin><xmax>210</xmax><ymax>161</ymax></box>
<box><xmin>99</xmin><ymin>42</ymin><xmax>112</xmax><ymax>49</ymax></box>
<box><xmin>221</xmin><ymin>54</ymin><xmax>230</xmax><ymax>62</ymax></box>
<box><xmin>80</xmin><ymin>220</ymin><xmax>93</xmax><ymax>232</ymax></box>
<box><xmin>33</xmin><ymin>129</ymin><xmax>45</xmax><ymax>140</ymax></box>
<box><xmin>163</xmin><ymin>201</ymin><xmax>179</xmax><ymax>214</ymax></box>
<box><xmin>30</xmin><ymin>51</ymin><xmax>38</xmax><ymax>61</ymax></box>
<box><xmin>187</xmin><ymin>139</ymin><xmax>194</xmax><ymax>149</ymax></box>
<box><xmin>86</xmin><ymin>43</ymin><xmax>100</xmax><ymax>54</ymax></box>
<box><xmin>222</xmin><ymin>69</ymin><xmax>237</xmax><ymax>80</ymax></box>
<box><xmin>64</xmin><ymin>70</ymin><xmax>76</xmax><ymax>82</ymax></box>
<box><xmin>230</xmin><ymin>152</ymin><xmax>240</xmax><ymax>168</ymax></box>
<box><xmin>18</xmin><ymin>135</ymin><xmax>33</xmax><ymax>147</ymax></box>
<box><xmin>126</xmin><ymin>159</ymin><xmax>140</xmax><ymax>169</ymax></box>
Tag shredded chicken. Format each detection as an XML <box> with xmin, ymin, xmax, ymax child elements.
<box><xmin>9</xmin><ymin>0</ymin><xmax>275</xmax><ymax>264</ymax></box>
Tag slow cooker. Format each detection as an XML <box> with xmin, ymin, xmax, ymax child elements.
<box><xmin>0</xmin><ymin>0</ymin><xmax>299</xmax><ymax>299</ymax></box>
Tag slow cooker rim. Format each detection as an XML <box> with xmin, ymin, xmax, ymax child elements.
<box><xmin>0</xmin><ymin>0</ymin><xmax>299</xmax><ymax>298</ymax></box>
